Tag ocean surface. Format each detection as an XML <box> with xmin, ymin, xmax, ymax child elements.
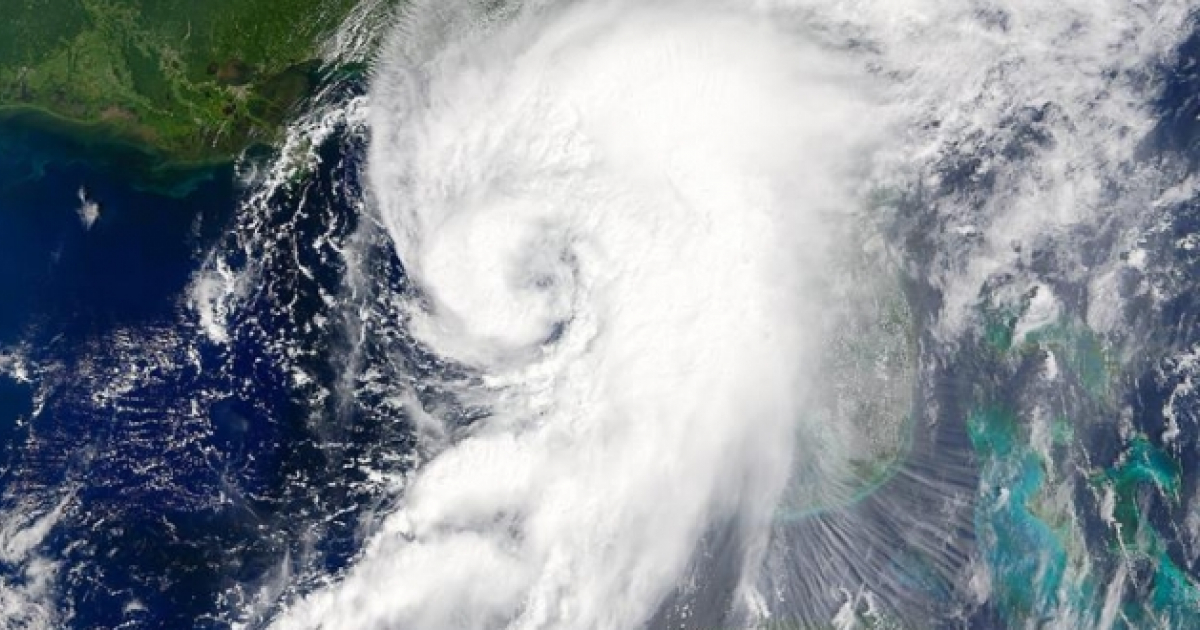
<box><xmin>0</xmin><ymin>120</ymin><xmax>241</xmax><ymax>627</ymax></box>
<box><xmin>0</xmin><ymin>91</ymin><xmax>410</xmax><ymax>627</ymax></box>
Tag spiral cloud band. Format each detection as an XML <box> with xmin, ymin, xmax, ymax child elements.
<box><xmin>269</xmin><ymin>0</ymin><xmax>1195</xmax><ymax>626</ymax></box>
<box><xmin>273</xmin><ymin>1</ymin><xmax>882</xmax><ymax>628</ymax></box>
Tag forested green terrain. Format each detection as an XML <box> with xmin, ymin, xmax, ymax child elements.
<box><xmin>0</xmin><ymin>0</ymin><xmax>370</xmax><ymax>161</ymax></box>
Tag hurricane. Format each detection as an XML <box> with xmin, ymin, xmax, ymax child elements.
<box><xmin>3</xmin><ymin>0</ymin><xmax>1199</xmax><ymax>628</ymax></box>
<box><xmin>274</xmin><ymin>1</ymin><xmax>885</xmax><ymax>627</ymax></box>
<box><xmin>267</xmin><ymin>0</ymin><xmax>1199</xmax><ymax>627</ymax></box>
<box><xmin>257</xmin><ymin>0</ymin><xmax>1193</xmax><ymax>627</ymax></box>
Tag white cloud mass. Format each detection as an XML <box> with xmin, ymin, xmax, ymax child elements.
<box><xmin>275</xmin><ymin>1</ymin><xmax>881</xmax><ymax>628</ymax></box>
<box><xmin>271</xmin><ymin>0</ymin><xmax>1194</xmax><ymax>627</ymax></box>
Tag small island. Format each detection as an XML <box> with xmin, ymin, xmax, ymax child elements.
<box><xmin>0</xmin><ymin>0</ymin><xmax>376</xmax><ymax>165</ymax></box>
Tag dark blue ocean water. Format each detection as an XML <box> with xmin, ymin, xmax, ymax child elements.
<box><xmin>0</xmin><ymin>122</ymin><xmax>246</xmax><ymax>627</ymax></box>
<box><xmin>0</xmin><ymin>122</ymin><xmax>232</xmax><ymax>470</ymax></box>
<box><xmin>0</xmin><ymin>87</ymin><xmax>414</xmax><ymax>626</ymax></box>
<box><xmin>0</xmin><ymin>123</ymin><xmax>234</xmax><ymax>343</ymax></box>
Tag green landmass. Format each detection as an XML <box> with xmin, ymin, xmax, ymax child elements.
<box><xmin>0</xmin><ymin>0</ymin><xmax>376</xmax><ymax>163</ymax></box>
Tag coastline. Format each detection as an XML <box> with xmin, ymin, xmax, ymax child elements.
<box><xmin>0</xmin><ymin>58</ymin><xmax>373</xmax><ymax>198</ymax></box>
<box><xmin>0</xmin><ymin>104</ymin><xmax>238</xmax><ymax>198</ymax></box>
